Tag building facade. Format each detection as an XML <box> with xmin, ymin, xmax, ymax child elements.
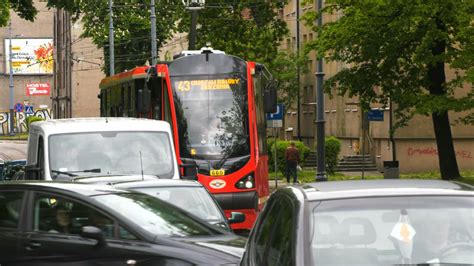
<box><xmin>0</xmin><ymin>1</ymin><xmax>54</xmax><ymax>135</ymax></box>
<box><xmin>53</xmin><ymin>10</ymin><xmax>103</xmax><ymax>118</ymax></box>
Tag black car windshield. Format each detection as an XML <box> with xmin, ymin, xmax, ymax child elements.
<box><xmin>93</xmin><ymin>192</ymin><xmax>223</xmax><ymax>237</ymax></box>
<box><xmin>135</xmin><ymin>186</ymin><xmax>229</xmax><ymax>230</ymax></box>
<box><xmin>310</xmin><ymin>196</ymin><xmax>474</xmax><ymax>265</ymax></box>
<box><xmin>171</xmin><ymin>74</ymin><xmax>250</xmax><ymax>160</ymax></box>
<box><xmin>49</xmin><ymin>131</ymin><xmax>174</xmax><ymax>178</ymax></box>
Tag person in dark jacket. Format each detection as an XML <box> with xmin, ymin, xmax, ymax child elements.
<box><xmin>285</xmin><ymin>142</ymin><xmax>300</xmax><ymax>184</ymax></box>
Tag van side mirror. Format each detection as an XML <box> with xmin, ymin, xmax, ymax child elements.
<box><xmin>263</xmin><ymin>84</ymin><xmax>277</xmax><ymax>114</ymax></box>
<box><xmin>137</xmin><ymin>88</ymin><xmax>151</xmax><ymax>113</ymax></box>
<box><xmin>24</xmin><ymin>165</ymin><xmax>41</xmax><ymax>180</ymax></box>
<box><xmin>180</xmin><ymin>163</ymin><xmax>198</xmax><ymax>180</ymax></box>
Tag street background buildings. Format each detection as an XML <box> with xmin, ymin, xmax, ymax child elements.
<box><xmin>1</xmin><ymin>0</ymin><xmax>472</xmax><ymax>173</ymax></box>
<box><xmin>0</xmin><ymin>1</ymin><xmax>53</xmax><ymax>134</ymax></box>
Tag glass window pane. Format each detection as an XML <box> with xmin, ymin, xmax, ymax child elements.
<box><xmin>0</xmin><ymin>191</ymin><xmax>24</xmax><ymax>229</ymax></box>
<box><xmin>33</xmin><ymin>194</ymin><xmax>115</xmax><ymax>238</ymax></box>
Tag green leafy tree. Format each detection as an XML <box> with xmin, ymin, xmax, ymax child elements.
<box><xmin>0</xmin><ymin>0</ymin><xmax>37</xmax><ymax>26</ymax></box>
<box><xmin>183</xmin><ymin>1</ymin><xmax>306</xmax><ymax>107</ymax></box>
<box><xmin>303</xmin><ymin>0</ymin><xmax>473</xmax><ymax>180</ymax></box>
<box><xmin>77</xmin><ymin>0</ymin><xmax>184</xmax><ymax>75</ymax></box>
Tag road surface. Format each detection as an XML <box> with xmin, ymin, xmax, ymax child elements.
<box><xmin>0</xmin><ymin>141</ymin><xmax>28</xmax><ymax>161</ymax></box>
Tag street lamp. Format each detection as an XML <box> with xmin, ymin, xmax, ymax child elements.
<box><xmin>182</xmin><ymin>0</ymin><xmax>205</xmax><ymax>50</ymax></box>
<box><xmin>7</xmin><ymin>21</ymin><xmax>16</xmax><ymax>136</ymax></box>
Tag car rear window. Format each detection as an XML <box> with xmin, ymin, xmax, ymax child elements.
<box><xmin>310</xmin><ymin>196</ymin><xmax>474</xmax><ymax>265</ymax></box>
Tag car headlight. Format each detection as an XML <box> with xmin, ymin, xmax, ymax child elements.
<box><xmin>236</xmin><ymin>173</ymin><xmax>255</xmax><ymax>189</ymax></box>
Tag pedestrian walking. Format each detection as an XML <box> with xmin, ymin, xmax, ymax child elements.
<box><xmin>285</xmin><ymin>142</ymin><xmax>300</xmax><ymax>184</ymax></box>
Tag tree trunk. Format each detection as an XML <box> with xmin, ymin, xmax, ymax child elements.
<box><xmin>428</xmin><ymin>19</ymin><xmax>461</xmax><ymax>180</ymax></box>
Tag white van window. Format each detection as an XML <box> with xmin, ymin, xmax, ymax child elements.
<box><xmin>49</xmin><ymin>131</ymin><xmax>174</xmax><ymax>179</ymax></box>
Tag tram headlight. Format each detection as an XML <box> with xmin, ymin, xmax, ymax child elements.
<box><xmin>236</xmin><ymin>173</ymin><xmax>255</xmax><ymax>189</ymax></box>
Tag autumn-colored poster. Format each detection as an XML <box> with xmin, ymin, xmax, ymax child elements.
<box><xmin>4</xmin><ymin>39</ymin><xmax>53</xmax><ymax>74</ymax></box>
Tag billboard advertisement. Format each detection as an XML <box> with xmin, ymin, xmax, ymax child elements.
<box><xmin>26</xmin><ymin>82</ymin><xmax>51</xmax><ymax>96</ymax></box>
<box><xmin>4</xmin><ymin>38</ymin><xmax>53</xmax><ymax>74</ymax></box>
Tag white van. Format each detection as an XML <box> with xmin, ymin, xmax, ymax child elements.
<box><xmin>25</xmin><ymin>118</ymin><xmax>194</xmax><ymax>181</ymax></box>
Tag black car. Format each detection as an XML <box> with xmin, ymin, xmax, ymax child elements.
<box><xmin>241</xmin><ymin>180</ymin><xmax>474</xmax><ymax>266</ymax></box>
<box><xmin>0</xmin><ymin>181</ymin><xmax>246</xmax><ymax>265</ymax></box>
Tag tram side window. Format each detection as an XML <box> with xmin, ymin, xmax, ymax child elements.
<box><xmin>150</xmin><ymin>78</ymin><xmax>162</xmax><ymax>120</ymax></box>
<box><xmin>123</xmin><ymin>85</ymin><xmax>130</xmax><ymax>116</ymax></box>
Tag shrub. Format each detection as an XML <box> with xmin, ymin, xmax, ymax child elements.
<box><xmin>324</xmin><ymin>136</ymin><xmax>342</xmax><ymax>175</ymax></box>
<box><xmin>26</xmin><ymin>116</ymin><xmax>45</xmax><ymax>132</ymax></box>
<box><xmin>267</xmin><ymin>139</ymin><xmax>310</xmax><ymax>175</ymax></box>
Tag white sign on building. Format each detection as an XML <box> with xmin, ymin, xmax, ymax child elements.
<box><xmin>4</xmin><ymin>38</ymin><xmax>54</xmax><ymax>74</ymax></box>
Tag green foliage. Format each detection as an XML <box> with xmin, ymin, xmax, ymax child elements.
<box><xmin>78</xmin><ymin>0</ymin><xmax>185</xmax><ymax>75</ymax></box>
<box><xmin>0</xmin><ymin>0</ymin><xmax>37</xmax><ymax>27</ymax></box>
<box><xmin>302</xmin><ymin>0</ymin><xmax>473</xmax><ymax>179</ymax></box>
<box><xmin>324</xmin><ymin>136</ymin><xmax>341</xmax><ymax>175</ymax></box>
<box><xmin>183</xmin><ymin>1</ymin><xmax>306</xmax><ymax>107</ymax></box>
<box><xmin>267</xmin><ymin>139</ymin><xmax>310</xmax><ymax>175</ymax></box>
<box><xmin>302</xmin><ymin>0</ymin><xmax>473</xmax><ymax>126</ymax></box>
<box><xmin>26</xmin><ymin>116</ymin><xmax>44</xmax><ymax>131</ymax></box>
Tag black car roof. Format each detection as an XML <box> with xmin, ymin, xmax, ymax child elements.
<box><xmin>297</xmin><ymin>180</ymin><xmax>474</xmax><ymax>201</ymax></box>
<box><xmin>0</xmin><ymin>181</ymin><xmax>129</xmax><ymax>196</ymax></box>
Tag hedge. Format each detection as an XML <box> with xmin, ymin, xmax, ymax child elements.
<box><xmin>26</xmin><ymin>116</ymin><xmax>45</xmax><ymax>132</ymax></box>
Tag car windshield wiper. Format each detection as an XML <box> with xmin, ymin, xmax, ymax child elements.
<box><xmin>52</xmin><ymin>168</ymin><xmax>101</xmax><ymax>177</ymax></box>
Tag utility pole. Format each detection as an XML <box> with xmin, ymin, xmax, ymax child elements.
<box><xmin>108</xmin><ymin>0</ymin><xmax>115</xmax><ymax>75</ymax></box>
<box><xmin>183</xmin><ymin>0</ymin><xmax>204</xmax><ymax>50</ymax></box>
<box><xmin>150</xmin><ymin>0</ymin><xmax>157</xmax><ymax>65</ymax></box>
<box><xmin>315</xmin><ymin>0</ymin><xmax>327</xmax><ymax>181</ymax></box>
<box><xmin>389</xmin><ymin>98</ymin><xmax>396</xmax><ymax>161</ymax></box>
<box><xmin>189</xmin><ymin>10</ymin><xmax>198</xmax><ymax>50</ymax></box>
<box><xmin>296</xmin><ymin>0</ymin><xmax>301</xmax><ymax>141</ymax></box>
<box><xmin>8</xmin><ymin>21</ymin><xmax>15</xmax><ymax>136</ymax></box>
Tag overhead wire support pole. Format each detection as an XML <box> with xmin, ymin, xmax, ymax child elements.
<box><xmin>8</xmin><ymin>20</ymin><xmax>15</xmax><ymax>136</ymax></box>
<box><xmin>108</xmin><ymin>0</ymin><xmax>115</xmax><ymax>75</ymax></box>
<box><xmin>189</xmin><ymin>10</ymin><xmax>198</xmax><ymax>50</ymax></box>
<box><xmin>150</xmin><ymin>0</ymin><xmax>157</xmax><ymax>65</ymax></box>
<box><xmin>315</xmin><ymin>0</ymin><xmax>327</xmax><ymax>181</ymax></box>
<box><xmin>296</xmin><ymin>0</ymin><xmax>301</xmax><ymax>141</ymax></box>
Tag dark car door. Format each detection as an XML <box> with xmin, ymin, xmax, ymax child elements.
<box><xmin>17</xmin><ymin>191</ymin><xmax>154</xmax><ymax>265</ymax></box>
<box><xmin>0</xmin><ymin>190</ymin><xmax>26</xmax><ymax>263</ymax></box>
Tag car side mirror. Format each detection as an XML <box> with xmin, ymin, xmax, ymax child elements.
<box><xmin>24</xmin><ymin>164</ymin><xmax>41</xmax><ymax>180</ymax></box>
<box><xmin>228</xmin><ymin>212</ymin><xmax>245</xmax><ymax>224</ymax></box>
<box><xmin>180</xmin><ymin>163</ymin><xmax>198</xmax><ymax>180</ymax></box>
<box><xmin>81</xmin><ymin>226</ymin><xmax>106</xmax><ymax>247</ymax></box>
